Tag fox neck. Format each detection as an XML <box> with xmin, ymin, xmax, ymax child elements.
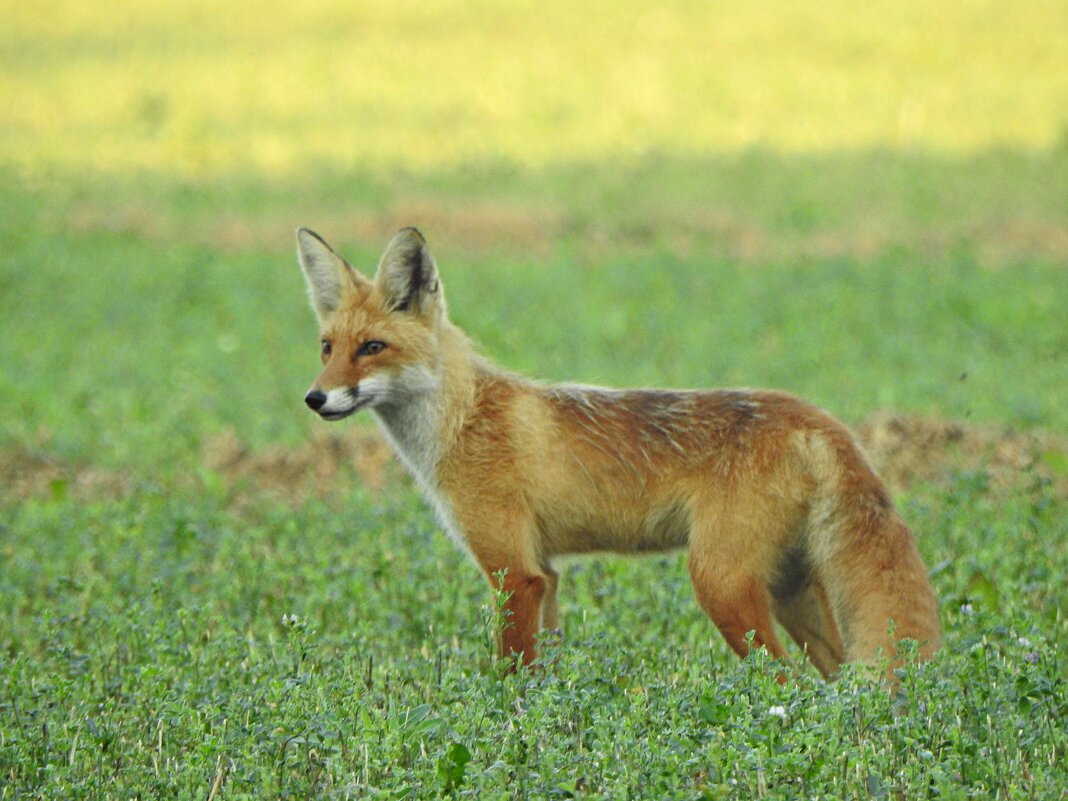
<box><xmin>371</xmin><ymin>321</ymin><xmax>481</xmax><ymax>489</ymax></box>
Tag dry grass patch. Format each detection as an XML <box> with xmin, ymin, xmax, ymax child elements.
<box><xmin>3</xmin><ymin>415</ymin><xmax>1065</xmax><ymax>507</ymax></box>
<box><xmin>63</xmin><ymin>195</ymin><xmax>1068</xmax><ymax>268</ymax></box>
<box><xmin>199</xmin><ymin>426</ymin><xmax>398</xmax><ymax>504</ymax></box>
<box><xmin>0</xmin><ymin>448</ymin><xmax>130</xmax><ymax>503</ymax></box>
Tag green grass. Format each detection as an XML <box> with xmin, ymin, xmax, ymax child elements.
<box><xmin>2</xmin><ymin>1</ymin><xmax>1068</xmax><ymax>798</ymax></box>
<box><xmin>1</xmin><ymin>475</ymin><xmax>1065</xmax><ymax>798</ymax></box>
<box><xmin>2</xmin><ymin>152</ymin><xmax>1067</xmax><ymax>468</ymax></box>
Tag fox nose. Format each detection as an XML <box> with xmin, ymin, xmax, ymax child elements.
<box><xmin>304</xmin><ymin>390</ymin><xmax>327</xmax><ymax>411</ymax></box>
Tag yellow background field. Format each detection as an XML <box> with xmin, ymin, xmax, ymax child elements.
<box><xmin>4</xmin><ymin>0</ymin><xmax>1067</xmax><ymax>177</ymax></box>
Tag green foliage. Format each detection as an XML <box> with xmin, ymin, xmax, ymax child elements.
<box><xmin>0</xmin><ymin>478</ymin><xmax>1065</xmax><ymax>798</ymax></box>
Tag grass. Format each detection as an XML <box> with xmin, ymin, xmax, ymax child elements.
<box><xmin>1</xmin><ymin>476</ymin><xmax>1065</xmax><ymax>798</ymax></box>
<box><xmin>2</xmin><ymin>1</ymin><xmax>1067</xmax><ymax>798</ymax></box>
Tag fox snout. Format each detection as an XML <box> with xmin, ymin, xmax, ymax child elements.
<box><xmin>304</xmin><ymin>386</ymin><xmax>363</xmax><ymax>420</ymax></box>
<box><xmin>304</xmin><ymin>390</ymin><xmax>327</xmax><ymax>411</ymax></box>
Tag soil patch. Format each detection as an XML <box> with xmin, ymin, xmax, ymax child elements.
<box><xmin>856</xmin><ymin>412</ymin><xmax>1066</xmax><ymax>496</ymax></box>
<box><xmin>0</xmin><ymin>448</ymin><xmax>130</xmax><ymax>503</ymax></box>
<box><xmin>198</xmin><ymin>427</ymin><xmax>398</xmax><ymax>505</ymax></box>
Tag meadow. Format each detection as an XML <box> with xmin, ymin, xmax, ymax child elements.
<box><xmin>1</xmin><ymin>2</ymin><xmax>1067</xmax><ymax>798</ymax></box>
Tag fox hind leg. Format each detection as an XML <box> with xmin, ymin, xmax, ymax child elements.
<box><xmin>540</xmin><ymin>565</ymin><xmax>560</xmax><ymax>632</ymax></box>
<box><xmin>689</xmin><ymin>570</ymin><xmax>789</xmax><ymax>664</ymax></box>
<box><xmin>687</xmin><ymin>512</ymin><xmax>791</xmax><ymax>665</ymax></box>
<box><xmin>771</xmin><ymin>579</ymin><xmax>846</xmax><ymax>678</ymax></box>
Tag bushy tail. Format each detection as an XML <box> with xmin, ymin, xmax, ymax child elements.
<box><xmin>801</xmin><ymin>426</ymin><xmax>941</xmax><ymax>675</ymax></box>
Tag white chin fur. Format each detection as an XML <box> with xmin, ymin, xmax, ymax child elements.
<box><xmin>318</xmin><ymin>387</ymin><xmax>364</xmax><ymax>419</ymax></box>
<box><xmin>318</xmin><ymin>376</ymin><xmax>393</xmax><ymax>419</ymax></box>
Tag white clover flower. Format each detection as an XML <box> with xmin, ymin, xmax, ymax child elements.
<box><xmin>768</xmin><ymin>705</ymin><xmax>787</xmax><ymax>719</ymax></box>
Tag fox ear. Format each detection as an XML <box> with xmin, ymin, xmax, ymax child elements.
<box><xmin>375</xmin><ymin>227</ymin><xmax>441</xmax><ymax>316</ymax></box>
<box><xmin>296</xmin><ymin>228</ymin><xmax>369</xmax><ymax>322</ymax></box>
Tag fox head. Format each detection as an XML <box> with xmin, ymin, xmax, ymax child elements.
<box><xmin>296</xmin><ymin>227</ymin><xmax>444</xmax><ymax>420</ymax></box>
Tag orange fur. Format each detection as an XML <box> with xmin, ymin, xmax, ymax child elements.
<box><xmin>296</xmin><ymin>227</ymin><xmax>941</xmax><ymax>679</ymax></box>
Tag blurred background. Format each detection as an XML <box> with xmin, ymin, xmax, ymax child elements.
<box><xmin>6</xmin><ymin>1</ymin><xmax>1067</xmax><ymax>172</ymax></box>
<box><xmin>1</xmin><ymin>0</ymin><xmax>1066</xmax><ymax>477</ymax></box>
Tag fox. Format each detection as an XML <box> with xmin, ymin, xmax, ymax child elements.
<box><xmin>295</xmin><ymin>226</ymin><xmax>941</xmax><ymax>679</ymax></box>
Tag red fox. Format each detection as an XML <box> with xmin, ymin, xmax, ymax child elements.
<box><xmin>296</xmin><ymin>227</ymin><xmax>941</xmax><ymax>678</ymax></box>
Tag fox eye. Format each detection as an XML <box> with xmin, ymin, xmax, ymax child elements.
<box><xmin>357</xmin><ymin>340</ymin><xmax>387</xmax><ymax>357</ymax></box>
<box><xmin>320</xmin><ymin>340</ymin><xmax>332</xmax><ymax>357</ymax></box>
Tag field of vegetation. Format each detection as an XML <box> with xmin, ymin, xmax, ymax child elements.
<box><xmin>1</xmin><ymin>2</ymin><xmax>1066</xmax><ymax>798</ymax></box>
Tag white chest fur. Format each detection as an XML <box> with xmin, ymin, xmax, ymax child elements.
<box><xmin>372</xmin><ymin>379</ymin><xmax>471</xmax><ymax>558</ymax></box>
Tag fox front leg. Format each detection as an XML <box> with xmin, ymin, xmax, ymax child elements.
<box><xmin>482</xmin><ymin>565</ymin><xmax>550</xmax><ymax>666</ymax></box>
